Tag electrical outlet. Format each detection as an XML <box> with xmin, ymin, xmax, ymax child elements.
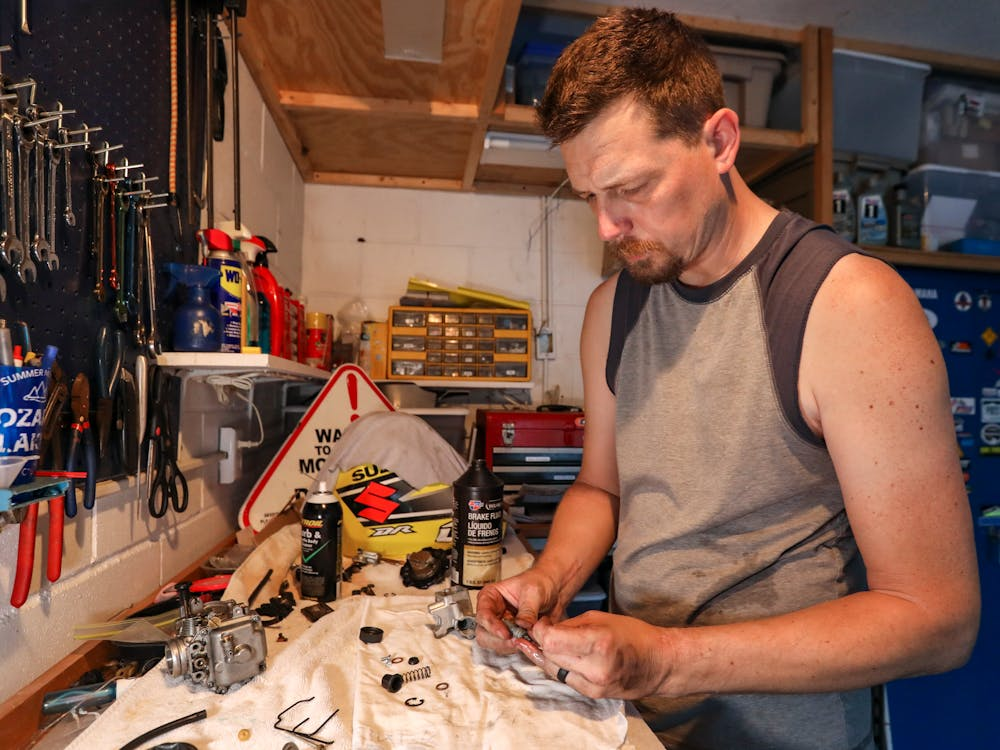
<box><xmin>219</xmin><ymin>427</ymin><xmax>237</xmax><ymax>485</ymax></box>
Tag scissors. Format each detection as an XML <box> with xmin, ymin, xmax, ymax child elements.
<box><xmin>146</xmin><ymin>366</ymin><xmax>188</xmax><ymax>518</ymax></box>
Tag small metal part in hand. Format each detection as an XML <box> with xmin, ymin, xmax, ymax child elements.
<box><xmin>503</xmin><ymin>617</ymin><xmax>541</xmax><ymax>648</ymax></box>
<box><xmin>556</xmin><ymin>667</ymin><xmax>569</xmax><ymax>684</ymax></box>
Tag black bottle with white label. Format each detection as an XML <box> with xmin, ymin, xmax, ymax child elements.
<box><xmin>451</xmin><ymin>459</ymin><xmax>505</xmax><ymax>588</ymax></box>
<box><xmin>300</xmin><ymin>481</ymin><xmax>343</xmax><ymax>601</ymax></box>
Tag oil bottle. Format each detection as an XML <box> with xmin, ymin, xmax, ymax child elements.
<box><xmin>300</xmin><ymin>481</ymin><xmax>343</xmax><ymax>602</ymax></box>
<box><xmin>451</xmin><ymin>459</ymin><xmax>505</xmax><ymax>588</ymax></box>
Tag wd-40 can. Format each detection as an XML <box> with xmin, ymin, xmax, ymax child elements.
<box><xmin>300</xmin><ymin>481</ymin><xmax>343</xmax><ymax>601</ymax></box>
<box><xmin>451</xmin><ymin>459</ymin><xmax>505</xmax><ymax>588</ymax></box>
<box><xmin>198</xmin><ymin>228</ymin><xmax>243</xmax><ymax>353</ymax></box>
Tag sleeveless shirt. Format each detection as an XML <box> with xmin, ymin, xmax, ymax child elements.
<box><xmin>607</xmin><ymin>210</ymin><xmax>875</xmax><ymax>750</ymax></box>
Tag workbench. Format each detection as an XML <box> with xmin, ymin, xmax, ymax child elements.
<box><xmin>44</xmin><ymin>524</ymin><xmax>660</xmax><ymax>749</ymax></box>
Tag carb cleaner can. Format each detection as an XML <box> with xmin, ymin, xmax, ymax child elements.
<box><xmin>300</xmin><ymin>481</ymin><xmax>343</xmax><ymax>601</ymax></box>
<box><xmin>451</xmin><ymin>459</ymin><xmax>505</xmax><ymax>588</ymax></box>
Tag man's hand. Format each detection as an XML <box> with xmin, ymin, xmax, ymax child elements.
<box><xmin>526</xmin><ymin>610</ymin><xmax>676</xmax><ymax>700</ymax></box>
<box><xmin>475</xmin><ymin>568</ymin><xmax>562</xmax><ymax>654</ymax></box>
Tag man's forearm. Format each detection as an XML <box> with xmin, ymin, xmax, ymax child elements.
<box><xmin>661</xmin><ymin>587</ymin><xmax>979</xmax><ymax>697</ymax></box>
<box><xmin>531</xmin><ymin>480</ymin><xmax>619</xmax><ymax>612</ymax></box>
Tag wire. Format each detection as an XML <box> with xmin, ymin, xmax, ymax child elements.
<box><xmin>118</xmin><ymin>709</ymin><xmax>207</xmax><ymax>750</ymax></box>
<box><xmin>204</xmin><ymin>374</ymin><xmax>265</xmax><ymax>448</ymax></box>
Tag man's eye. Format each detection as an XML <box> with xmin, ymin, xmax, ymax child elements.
<box><xmin>620</xmin><ymin>183</ymin><xmax>645</xmax><ymax>198</ymax></box>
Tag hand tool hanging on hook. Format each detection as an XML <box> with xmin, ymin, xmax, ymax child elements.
<box><xmin>145</xmin><ymin>367</ymin><xmax>188</xmax><ymax>518</ymax></box>
<box><xmin>0</xmin><ymin>87</ymin><xmax>20</xmax><ymax>300</ymax></box>
<box><xmin>66</xmin><ymin>373</ymin><xmax>97</xmax><ymax>513</ymax></box>
<box><xmin>225</xmin><ymin>1</ymin><xmax>248</xmax><ymax>232</ymax></box>
<box><xmin>95</xmin><ymin>325</ymin><xmax>124</xmax><ymax>461</ymax></box>
<box><xmin>10</xmin><ymin>494</ymin><xmax>63</xmax><ymax>608</ymax></box>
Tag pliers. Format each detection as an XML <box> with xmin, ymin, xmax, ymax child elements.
<box><xmin>95</xmin><ymin>325</ymin><xmax>124</xmax><ymax>460</ymax></box>
<box><xmin>66</xmin><ymin>373</ymin><xmax>97</xmax><ymax>513</ymax></box>
<box><xmin>10</xmin><ymin>492</ymin><xmax>64</xmax><ymax>608</ymax></box>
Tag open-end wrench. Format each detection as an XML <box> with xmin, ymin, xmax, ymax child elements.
<box><xmin>45</xmin><ymin>139</ymin><xmax>59</xmax><ymax>270</ymax></box>
<box><xmin>0</xmin><ymin>109</ymin><xmax>21</xmax><ymax>277</ymax></box>
<box><xmin>140</xmin><ymin>204</ymin><xmax>161</xmax><ymax>356</ymax></box>
<box><xmin>14</xmin><ymin>119</ymin><xmax>37</xmax><ymax>283</ymax></box>
<box><xmin>90</xmin><ymin>156</ymin><xmax>108</xmax><ymax>301</ymax></box>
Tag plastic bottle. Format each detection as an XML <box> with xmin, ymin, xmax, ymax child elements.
<box><xmin>250</xmin><ymin>236</ymin><xmax>285</xmax><ymax>358</ymax></box>
<box><xmin>889</xmin><ymin>183</ymin><xmax>922</xmax><ymax>249</ymax></box>
<box><xmin>857</xmin><ymin>177</ymin><xmax>888</xmax><ymax>246</ymax></box>
<box><xmin>450</xmin><ymin>459</ymin><xmax>505</xmax><ymax>589</ymax></box>
<box><xmin>197</xmin><ymin>228</ymin><xmax>243</xmax><ymax>352</ymax></box>
<box><xmin>300</xmin><ymin>481</ymin><xmax>343</xmax><ymax>602</ymax></box>
<box><xmin>831</xmin><ymin>172</ymin><xmax>856</xmax><ymax>242</ymax></box>
<box><xmin>234</xmin><ymin>238</ymin><xmax>261</xmax><ymax>352</ymax></box>
<box><xmin>166</xmin><ymin>263</ymin><xmax>222</xmax><ymax>352</ymax></box>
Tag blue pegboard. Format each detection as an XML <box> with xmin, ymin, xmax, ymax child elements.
<box><xmin>0</xmin><ymin>0</ymin><xmax>213</xmax><ymax>479</ymax></box>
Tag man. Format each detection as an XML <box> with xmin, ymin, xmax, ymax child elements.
<box><xmin>475</xmin><ymin>9</ymin><xmax>980</xmax><ymax>749</ymax></box>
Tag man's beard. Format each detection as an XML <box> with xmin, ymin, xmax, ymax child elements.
<box><xmin>611</xmin><ymin>237</ymin><xmax>683</xmax><ymax>285</ymax></box>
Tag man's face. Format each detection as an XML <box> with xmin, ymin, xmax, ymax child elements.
<box><xmin>561</xmin><ymin>97</ymin><xmax>726</xmax><ymax>286</ymax></box>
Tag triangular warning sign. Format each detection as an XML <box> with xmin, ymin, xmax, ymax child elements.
<box><xmin>238</xmin><ymin>364</ymin><xmax>393</xmax><ymax>531</ymax></box>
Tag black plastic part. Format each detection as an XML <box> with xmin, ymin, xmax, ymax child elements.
<box><xmin>359</xmin><ymin>626</ymin><xmax>384</xmax><ymax>644</ymax></box>
<box><xmin>381</xmin><ymin>673</ymin><xmax>404</xmax><ymax>693</ymax></box>
<box><xmin>408</xmin><ymin>656</ymin><xmax>419</xmax><ymax>665</ymax></box>
<box><xmin>302</xmin><ymin>601</ymin><xmax>333</xmax><ymax>623</ymax></box>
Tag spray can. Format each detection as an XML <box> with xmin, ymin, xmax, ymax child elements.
<box><xmin>198</xmin><ymin>228</ymin><xmax>243</xmax><ymax>352</ymax></box>
<box><xmin>300</xmin><ymin>481</ymin><xmax>343</xmax><ymax>602</ymax></box>
<box><xmin>451</xmin><ymin>459</ymin><xmax>505</xmax><ymax>588</ymax></box>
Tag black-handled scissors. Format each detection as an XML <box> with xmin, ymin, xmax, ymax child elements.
<box><xmin>146</xmin><ymin>367</ymin><xmax>188</xmax><ymax>518</ymax></box>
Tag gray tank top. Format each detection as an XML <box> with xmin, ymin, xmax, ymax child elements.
<box><xmin>608</xmin><ymin>211</ymin><xmax>875</xmax><ymax>750</ymax></box>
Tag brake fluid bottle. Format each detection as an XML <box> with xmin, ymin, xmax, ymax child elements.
<box><xmin>300</xmin><ymin>481</ymin><xmax>343</xmax><ymax>601</ymax></box>
<box><xmin>451</xmin><ymin>459</ymin><xmax>505</xmax><ymax>588</ymax></box>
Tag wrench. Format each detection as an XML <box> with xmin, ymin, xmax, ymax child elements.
<box><xmin>58</xmin><ymin>127</ymin><xmax>75</xmax><ymax>227</ymax></box>
<box><xmin>0</xmin><ymin>110</ymin><xmax>22</xmax><ymax>276</ymax></box>
<box><xmin>140</xmin><ymin>204</ymin><xmax>161</xmax><ymax>356</ymax></box>
<box><xmin>11</xmin><ymin>123</ymin><xmax>38</xmax><ymax>284</ymax></box>
<box><xmin>90</xmin><ymin>156</ymin><xmax>108</xmax><ymax>301</ymax></box>
<box><xmin>30</xmin><ymin>123</ymin><xmax>52</xmax><ymax>270</ymax></box>
<box><xmin>45</xmin><ymin>139</ymin><xmax>59</xmax><ymax>270</ymax></box>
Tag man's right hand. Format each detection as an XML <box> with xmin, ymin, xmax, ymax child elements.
<box><xmin>475</xmin><ymin>568</ymin><xmax>562</xmax><ymax>654</ymax></box>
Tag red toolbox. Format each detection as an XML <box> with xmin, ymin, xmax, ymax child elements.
<box><xmin>475</xmin><ymin>409</ymin><xmax>585</xmax><ymax>487</ymax></box>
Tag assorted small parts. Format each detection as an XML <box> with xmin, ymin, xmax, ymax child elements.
<box><xmin>428</xmin><ymin>585</ymin><xmax>477</xmax><ymax>639</ymax></box>
<box><xmin>381</xmin><ymin>665</ymin><xmax>432</xmax><ymax>693</ymax></box>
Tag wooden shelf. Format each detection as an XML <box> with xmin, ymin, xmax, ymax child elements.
<box><xmin>863</xmin><ymin>246</ymin><xmax>1000</xmax><ymax>274</ymax></box>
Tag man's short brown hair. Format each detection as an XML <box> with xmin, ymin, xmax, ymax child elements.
<box><xmin>536</xmin><ymin>8</ymin><xmax>725</xmax><ymax>146</ymax></box>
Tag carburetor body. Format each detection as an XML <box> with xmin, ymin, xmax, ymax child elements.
<box><xmin>164</xmin><ymin>583</ymin><xmax>267</xmax><ymax>693</ymax></box>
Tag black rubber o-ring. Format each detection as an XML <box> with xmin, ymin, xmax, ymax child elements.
<box><xmin>391</xmin><ymin>656</ymin><xmax>404</xmax><ymax>664</ymax></box>
<box><xmin>404</xmin><ymin>697</ymin><xmax>424</xmax><ymax>707</ymax></box>
<box><xmin>359</xmin><ymin>626</ymin><xmax>384</xmax><ymax>643</ymax></box>
<box><xmin>435</xmin><ymin>682</ymin><xmax>449</xmax><ymax>691</ymax></box>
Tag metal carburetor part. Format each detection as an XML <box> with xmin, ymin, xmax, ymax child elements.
<box><xmin>163</xmin><ymin>582</ymin><xmax>268</xmax><ymax>693</ymax></box>
<box><xmin>428</xmin><ymin>585</ymin><xmax>477</xmax><ymax>639</ymax></box>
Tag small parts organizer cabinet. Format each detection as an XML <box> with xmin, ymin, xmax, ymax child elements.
<box><xmin>388</xmin><ymin>306</ymin><xmax>532</xmax><ymax>382</ymax></box>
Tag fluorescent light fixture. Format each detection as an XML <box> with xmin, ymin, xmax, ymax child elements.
<box><xmin>481</xmin><ymin>131</ymin><xmax>564</xmax><ymax>169</ymax></box>
<box><xmin>381</xmin><ymin>0</ymin><xmax>445</xmax><ymax>63</ymax></box>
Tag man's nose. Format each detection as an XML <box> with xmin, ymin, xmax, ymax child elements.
<box><xmin>593</xmin><ymin>198</ymin><xmax>631</xmax><ymax>242</ymax></box>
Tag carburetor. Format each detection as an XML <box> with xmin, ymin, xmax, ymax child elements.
<box><xmin>163</xmin><ymin>582</ymin><xmax>267</xmax><ymax>693</ymax></box>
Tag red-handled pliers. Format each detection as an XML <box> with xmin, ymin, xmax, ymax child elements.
<box><xmin>10</xmin><ymin>495</ymin><xmax>65</xmax><ymax>608</ymax></box>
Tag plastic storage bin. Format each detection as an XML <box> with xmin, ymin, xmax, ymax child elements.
<box><xmin>770</xmin><ymin>49</ymin><xmax>930</xmax><ymax>164</ymax></box>
<box><xmin>710</xmin><ymin>45</ymin><xmax>784</xmax><ymax>128</ymax></box>
<box><xmin>904</xmin><ymin>164</ymin><xmax>1000</xmax><ymax>250</ymax></box>
<box><xmin>515</xmin><ymin>42</ymin><xmax>565</xmax><ymax>105</ymax></box>
<box><xmin>920</xmin><ymin>77</ymin><xmax>1000</xmax><ymax>172</ymax></box>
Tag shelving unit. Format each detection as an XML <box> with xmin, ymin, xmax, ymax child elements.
<box><xmin>156</xmin><ymin>352</ymin><xmax>330</xmax><ymax>381</ymax></box>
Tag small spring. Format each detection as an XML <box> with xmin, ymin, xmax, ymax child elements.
<box><xmin>403</xmin><ymin>665</ymin><xmax>431</xmax><ymax>683</ymax></box>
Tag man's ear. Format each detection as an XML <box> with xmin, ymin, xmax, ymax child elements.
<box><xmin>703</xmin><ymin>108</ymin><xmax>740</xmax><ymax>174</ymax></box>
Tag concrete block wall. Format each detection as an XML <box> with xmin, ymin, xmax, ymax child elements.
<box><xmin>300</xmin><ymin>184</ymin><xmax>606</xmax><ymax>405</ymax></box>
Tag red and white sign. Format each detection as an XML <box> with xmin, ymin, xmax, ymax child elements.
<box><xmin>238</xmin><ymin>364</ymin><xmax>393</xmax><ymax>531</ymax></box>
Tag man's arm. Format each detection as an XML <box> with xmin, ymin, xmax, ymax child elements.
<box><xmin>531</xmin><ymin>254</ymin><xmax>980</xmax><ymax>699</ymax></box>
<box><xmin>529</xmin><ymin>273</ymin><xmax>623</xmax><ymax>614</ymax></box>
<box><xmin>475</xmin><ymin>275</ymin><xmax>622</xmax><ymax>643</ymax></box>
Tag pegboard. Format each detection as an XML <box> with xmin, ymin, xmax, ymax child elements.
<box><xmin>0</xmin><ymin>0</ymin><xmax>220</xmax><ymax>479</ymax></box>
